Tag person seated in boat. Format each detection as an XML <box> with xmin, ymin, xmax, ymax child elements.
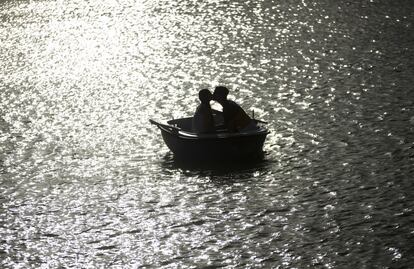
<box><xmin>192</xmin><ymin>89</ymin><xmax>215</xmax><ymax>134</ymax></box>
<box><xmin>212</xmin><ymin>86</ymin><xmax>257</xmax><ymax>132</ymax></box>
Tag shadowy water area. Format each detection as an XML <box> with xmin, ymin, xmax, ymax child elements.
<box><xmin>1</xmin><ymin>0</ymin><xmax>413</xmax><ymax>268</ymax></box>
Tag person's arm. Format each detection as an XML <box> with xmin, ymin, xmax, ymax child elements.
<box><xmin>223</xmin><ymin>112</ymin><xmax>237</xmax><ymax>132</ymax></box>
<box><xmin>223</xmin><ymin>103</ymin><xmax>239</xmax><ymax>132</ymax></box>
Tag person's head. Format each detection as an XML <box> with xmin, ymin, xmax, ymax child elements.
<box><xmin>198</xmin><ymin>89</ymin><xmax>212</xmax><ymax>104</ymax></box>
<box><xmin>212</xmin><ymin>86</ymin><xmax>229</xmax><ymax>104</ymax></box>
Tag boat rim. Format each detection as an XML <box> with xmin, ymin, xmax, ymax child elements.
<box><xmin>150</xmin><ymin>119</ymin><xmax>270</xmax><ymax>140</ymax></box>
<box><xmin>175</xmin><ymin>128</ymin><xmax>270</xmax><ymax>140</ymax></box>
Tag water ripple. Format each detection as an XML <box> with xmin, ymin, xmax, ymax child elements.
<box><xmin>1</xmin><ymin>0</ymin><xmax>414</xmax><ymax>268</ymax></box>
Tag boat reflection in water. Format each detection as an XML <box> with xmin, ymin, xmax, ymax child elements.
<box><xmin>150</xmin><ymin>111</ymin><xmax>269</xmax><ymax>162</ymax></box>
<box><xmin>159</xmin><ymin>151</ymin><xmax>274</xmax><ymax>183</ymax></box>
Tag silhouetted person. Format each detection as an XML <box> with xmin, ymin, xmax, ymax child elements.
<box><xmin>213</xmin><ymin>86</ymin><xmax>257</xmax><ymax>132</ymax></box>
<box><xmin>192</xmin><ymin>89</ymin><xmax>215</xmax><ymax>134</ymax></box>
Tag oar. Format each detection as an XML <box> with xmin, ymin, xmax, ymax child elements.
<box><xmin>149</xmin><ymin>119</ymin><xmax>181</xmax><ymax>133</ymax></box>
<box><xmin>252</xmin><ymin>110</ymin><xmax>268</xmax><ymax>124</ymax></box>
<box><xmin>255</xmin><ymin>119</ymin><xmax>268</xmax><ymax>124</ymax></box>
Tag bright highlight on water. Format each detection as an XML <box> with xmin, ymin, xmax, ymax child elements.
<box><xmin>1</xmin><ymin>0</ymin><xmax>413</xmax><ymax>268</ymax></box>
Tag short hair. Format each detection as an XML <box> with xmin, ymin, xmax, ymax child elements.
<box><xmin>213</xmin><ymin>86</ymin><xmax>229</xmax><ymax>98</ymax></box>
<box><xmin>199</xmin><ymin>89</ymin><xmax>212</xmax><ymax>103</ymax></box>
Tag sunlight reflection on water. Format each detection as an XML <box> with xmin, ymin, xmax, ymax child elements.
<box><xmin>1</xmin><ymin>0</ymin><xmax>414</xmax><ymax>268</ymax></box>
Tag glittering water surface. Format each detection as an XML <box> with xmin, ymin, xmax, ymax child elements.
<box><xmin>1</xmin><ymin>0</ymin><xmax>414</xmax><ymax>268</ymax></box>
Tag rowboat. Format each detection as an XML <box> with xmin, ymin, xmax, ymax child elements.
<box><xmin>150</xmin><ymin>111</ymin><xmax>269</xmax><ymax>161</ymax></box>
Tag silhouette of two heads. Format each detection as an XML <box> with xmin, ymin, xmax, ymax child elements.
<box><xmin>198</xmin><ymin>86</ymin><xmax>229</xmax><ymax>105</ymax></box>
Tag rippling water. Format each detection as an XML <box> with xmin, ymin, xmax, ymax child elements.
<box><xmin>1</xmin><ymin>0</ymin><xmax>413</xmax><ymax>268</ymax></box>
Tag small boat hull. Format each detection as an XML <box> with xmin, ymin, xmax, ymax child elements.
<box><xmin>161</xmin><ymin>129</ymin><xmax>267</xmax><ymax>160</ymax></box>
<box><xmin>150</xmin><ymin>116</ymin><xmax>269</xmax><ymax>161</ymax></box>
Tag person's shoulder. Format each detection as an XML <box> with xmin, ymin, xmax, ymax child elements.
<box><xmin>194</xmin><ymin>103</ymin><xmax>202</xmax><ymax>112</ymax></box>
<box><xmin>226</xmin><ymin>100</ymin><xmax>242</xmax><ymax>110</ymax></box>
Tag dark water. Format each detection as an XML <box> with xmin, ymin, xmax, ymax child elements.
<box><xmin>1</xmin><ymin>0</ymin><xmax>413</xmax><ymax>268</ymax></box>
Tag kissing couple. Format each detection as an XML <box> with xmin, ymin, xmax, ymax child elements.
<box><xmin>192</xmin><ymin>86</ymin><xmax>257</xmax><ymax>134</ymax></box>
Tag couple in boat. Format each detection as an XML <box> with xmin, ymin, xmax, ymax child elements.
<box><xmin>192</xmin><ymin>86</ymin><xmax>257</xmax><ymax>134</ymax></box>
